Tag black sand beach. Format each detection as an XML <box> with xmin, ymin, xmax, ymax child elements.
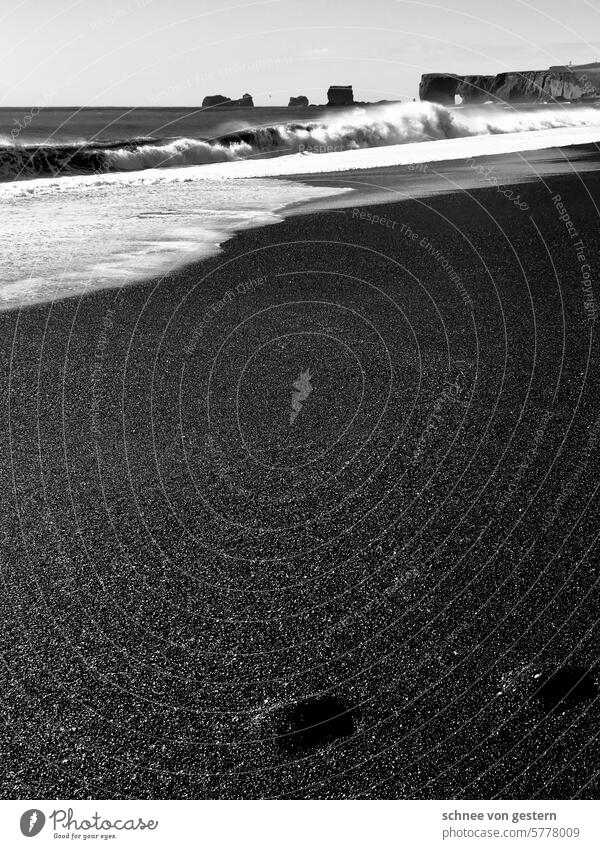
<box><xmin>2</xmin><ymin>160</ymin><xmax>600</xmax><ymax>799</ymax></box>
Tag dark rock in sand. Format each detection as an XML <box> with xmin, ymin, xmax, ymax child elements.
<box><xmin>275</xmin><ymin>695</ymin><xmax>359</xmax><ymax>753</ymax></box>
<box><xmin>288</xmin><ymin>95</ymin><xmax>309</xmax><ymax>107</ymax></box>
<box><xmin>327</xmin><ymin>85</ymin><xmax>354</xmax><ymax>106</ymax></box>
<box><xmin>536</xmin><ymin>667</ymin><xmax>599</xmax><ymax>712</ymax></box>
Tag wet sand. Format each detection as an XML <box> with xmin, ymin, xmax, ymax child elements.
<box><xmin>1</xmin><ymin>160</ymin><xmax>600</xmax><ymax>799</ymax></box>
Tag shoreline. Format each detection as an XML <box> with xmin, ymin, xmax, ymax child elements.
<box><xmin>281</xmin><ymin>140</ymin><xmax>600</xmax><ymax>216</ymax></box>
<box><xmin>3</xmin><ymin>140</ymin><xmax>600</xmax><ymax>315</ymax></box>
<box><xmin>2</xmin><ymin>164</ymin><xmax>600</xmax><ymax>799</ymax></box>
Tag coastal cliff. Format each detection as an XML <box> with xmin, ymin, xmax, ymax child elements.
<box><xmin>420</xmin><ymin>63</ymin><xmax>600</xmax><ymax>104</ymax></box>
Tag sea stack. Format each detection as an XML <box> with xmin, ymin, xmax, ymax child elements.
<box><xmin>288</xmin><ymin>95</ymin><xmax>309</xmax><ymax>107</ymax></box>
<box><xmin>327</xmin><ymin>85</ymin><xmax>354</xmax><ymax>106</ymax></box>
<box><xmin>202</xmin><ymin>94</ymin><xmax>230</xmax><ymax>107</ymax></box>
<box><xmin>201</xmin><ymin>93</ymin><xmax>254</xmax><ymax>108</ymax></box>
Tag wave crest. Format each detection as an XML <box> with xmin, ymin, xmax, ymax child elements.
<box><xmin>2</xmin><ymin>101</ymin><xmax>600</xmax><ymax>181</ymax></box>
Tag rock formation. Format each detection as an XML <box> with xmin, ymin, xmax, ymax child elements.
<box><xmin>491</xmin><ymin>70</ymin><xmax>586</xmax><ymax>102</ymax></box>
<box><xmin>419</xmin><ymin>63</ymin><xmax>600</xmax><ymax>104</ymax></box>
<box><xmin>419</xmin><ymin>74</ymin><xmax>460</xmax><ymax>105</ymax></box>
<box><xmin>236</xmin><ymin>93</ymin><xmax>254</xmax><ymax>107</ymax></box>
<box><xmin>456</xmin><ymin>75</ymin><xmax>497</xmax><ymax>103</ymax></box>
<box><xmin>201</xmin><ymin>93</ymin><xmax>254</xmax><ymax>108</ymax></box>
<box><xmin>327</xmin><ymin>85</ymin><xmax>354</xmax><ymax>106</ymax></box>
<box><xmin>202</xmin><ymin>94</ymin><xmax>230</xmax><ymax>107</ymax></box>
<box><xmin>288</xmin><ymin>95</ymin><xmax>309</xmax><ymax>107</ymax></box>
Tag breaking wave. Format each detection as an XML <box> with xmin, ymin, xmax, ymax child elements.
<box><xmin>2</xmin><ymin>101</ymin><xmax>600</xmax><ymax>182</ymax></box>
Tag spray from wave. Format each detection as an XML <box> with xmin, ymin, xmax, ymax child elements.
<box><xmin>2</xmin><ymin>101</ymin><xmax>600</xmax><ymax>182</ymax></box>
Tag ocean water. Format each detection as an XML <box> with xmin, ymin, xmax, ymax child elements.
<box><xmin>0</xmin><ymin>105</ymin><xmax>332</xmax><ymax>145</ymax></box>
<box><xmin>2</xmin><ymin>101</ymin><xmax>600</xmax><ymax>311</ymax></box>
<box><xmin>3</xmin><ymin>101</ymin><xmax>600</xmax><ymax>181</ymax></box>
<box><xmin>0</xmin><ymin>177</ymin><xmax>350</xmax><ymax>310</ymax></box>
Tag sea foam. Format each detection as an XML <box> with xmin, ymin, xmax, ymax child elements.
<box><xmin>2</xmin><ymin>106</ymin><xmax>600</xmax><ymax>312</ymax></box>
<box><xmin>3</xmin><ymin>101</ymin><xmax>600</xmax><ymax>182</ymax></box>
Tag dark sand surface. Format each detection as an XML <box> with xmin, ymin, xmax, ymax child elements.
<box><xmin>1</xmin><ymin>164</ymin><xmax>600</xmax><ymax>799</ymax></box>
<box><xmin>287</xmin><ymin>143</ymin><xmax>600</xmax><ymax>213</ymax></box>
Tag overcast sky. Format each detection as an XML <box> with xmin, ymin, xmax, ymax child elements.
<box><xmin>1</xmin><ymin>0</ymin><xmax>599</xmax><ymax>106</ymax></box>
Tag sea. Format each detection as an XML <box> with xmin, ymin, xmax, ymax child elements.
<box><xmin>2</xmin><ymin>101</ymin><xmax>600</xmax><ymax>311</ymax></box>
